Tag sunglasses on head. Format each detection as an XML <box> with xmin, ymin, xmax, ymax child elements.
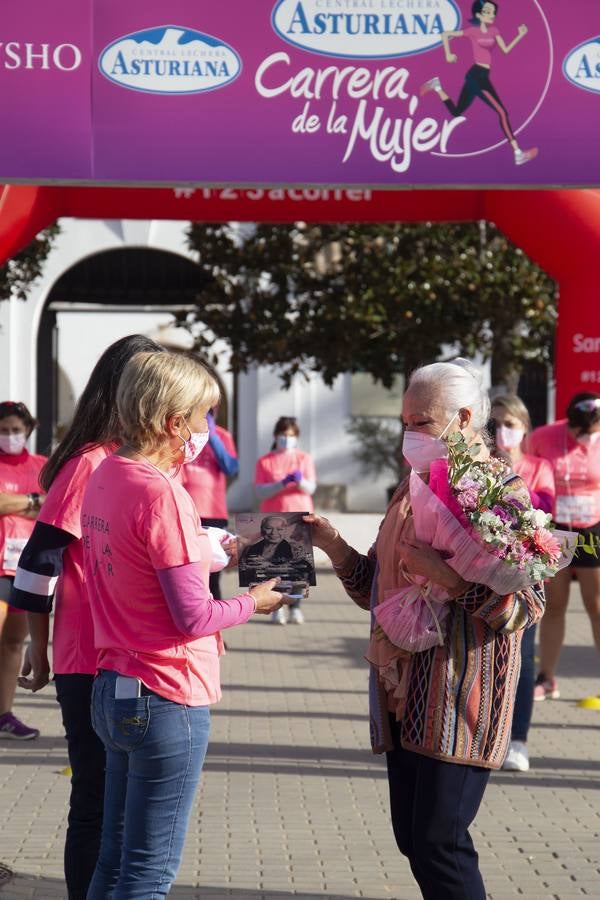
<box><xmin>575</xmin><ymin>399</ymin><xmax>600</xmax><ymax>413</ymax></box>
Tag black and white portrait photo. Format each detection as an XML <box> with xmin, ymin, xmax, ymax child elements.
<box><xmin>235</xmin><ymin>512</ymin><xmax>316</xmax><ymax>588</ymax></box>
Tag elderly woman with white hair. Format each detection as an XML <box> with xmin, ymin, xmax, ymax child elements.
<box><xmin>306</xmin><ymin>359</ymin><xmax>545</xmax><ymax>900</ymax></box>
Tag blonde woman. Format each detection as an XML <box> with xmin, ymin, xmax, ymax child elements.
<box><xmin>82</xmin><ymin>351</ymin><xmax>286</xmax><ymax>899</ymax></box>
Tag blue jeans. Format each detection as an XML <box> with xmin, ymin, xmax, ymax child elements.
<box><xmin>87</xmin><ymin>670</ymin><xmax>210</xmax><ymax>900</ymax></box>
<box><xmin>511</xmin><ymin>624</ymin><xmax>536</xmax><ymax>743</ymax></box>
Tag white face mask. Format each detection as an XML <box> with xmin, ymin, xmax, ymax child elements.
<box><xmin>179</xmin><ymin>426</ymin><xmax>209</xmax><ymax>464</ymax></box>
<box><xmin>276</xmin><ymin>435</ymin><xmax>298</xmax><ymax>451</ymax></box>
<box><xmin>402</xmin><ymin>413</ymin><xmax>458</xmax><ymax>474</ymax></box>
<box><xmin>0</xmin><ymin>433</ymin><xmax>27</xmax><ymax>455</ymax></box>
<box><xmin>496</xmin><ymin>425</ymin><xmax>525</xmax><ymax>451</ymax></box>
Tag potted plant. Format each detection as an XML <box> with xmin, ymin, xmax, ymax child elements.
<box><xmin>345</xmin><ymin>416</ymin><xmax>406</xmax><ymax>502</ymax></box>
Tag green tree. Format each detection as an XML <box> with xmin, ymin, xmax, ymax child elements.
<box><xmin>185</xmin><ymin>221</ymin><xmax>556</xmax><ymax>387</ymax></box>
<box><xmin>0</xmin><ymin>225</ymin><xmax>60</xmax><ymax>302</ymax></box>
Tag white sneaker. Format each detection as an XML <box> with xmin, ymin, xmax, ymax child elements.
<box><xmin>515</xmin><ymin>147</ymin><xmax>538</xmax><ymax>166</ymax></box>
<box><xmin>502</xmin><ymin>740</ymin><xmax>530</xmax><ymax>772</ymax></box>
<box><xmin>271</xmin><ymin>608</ymin><xmax>287</xmax><ymax>625</ymax></box>
<box><xmin>420</xmin><ymin>76</ymin><xmax>441</xmax><ymax>96</ymax></box>
<box><xmin>289</xmin><ymin>607</ymin><xmax>305</xmax><ymax>625</ymax></box>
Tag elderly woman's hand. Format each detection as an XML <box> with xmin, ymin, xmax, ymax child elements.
<box><xmin>303</xmin><ymin>513</ymin><xmax>355</xmax><ymax>571</ymax></box>
<box><xmin>303</xmin><ymin>513</ymin><xmax>339</xmax><ymax>551</ymax></box>
<box><xmin>398</xmin><ymin>538</ymin><xmax>470</xmax><ymax>597</ymax></box>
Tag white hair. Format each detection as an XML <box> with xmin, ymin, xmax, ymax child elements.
<box><xmin>407</xmin><ymin>358</ymin><xmax>491</xmax><ymax>432</ymax></box>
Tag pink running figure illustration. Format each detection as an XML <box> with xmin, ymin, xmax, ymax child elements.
<box><xmin>421</xmin><ymin>0</ymin><xmax>538</xmax><ymax>166</ymax></box>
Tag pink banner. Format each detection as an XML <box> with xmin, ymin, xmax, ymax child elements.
<box><xmin>0</xmin><ymin>1</ymin><xmax>598</xmax><ymax>185</ymax></box>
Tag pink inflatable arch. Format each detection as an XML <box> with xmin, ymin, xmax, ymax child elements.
<box><xmin>2</xmin><ymin>183</ymin><xmax>599</xmax><ymax>415</ymax></box>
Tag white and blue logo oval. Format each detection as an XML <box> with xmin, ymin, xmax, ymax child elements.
<box><xmin>564</xmin><ymin>37</ymin><xmax>600</xmax><ymax>95</ymax></box>
<box><xmin>271</xmin><ymin>0</ymin><xmax>461</xmax><ymax>59</ymax></box>
<box><xmin>99</xmin><ymin>25</ymin><xmax>241</xmax><ymax>94</ymax></box>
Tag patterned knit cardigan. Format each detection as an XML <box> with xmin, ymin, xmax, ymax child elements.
<box><xmin>337</xmin><ymin>548</ymin><xmax>545</xmax><ymax>769</ymax></box>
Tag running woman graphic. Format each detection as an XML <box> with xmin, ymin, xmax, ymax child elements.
<box><xmin>421</xmin><ymin>1</ymin><xmax>538</xmax><ymax>166</ymax></box>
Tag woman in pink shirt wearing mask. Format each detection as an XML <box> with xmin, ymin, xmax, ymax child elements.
<box><xmin>490</xmin><ymin>394</ymin><xmax>555</xmax><ymax>773</ymax></box>
<box><xmin>254</xmin><ymin>416</ymin><xmax>317</xmax><ymax>624</ymax></box>
<box><xmin>0</xmin><ymin>401</ymin><xmax>46</xmax><ymax>741</ymax></box>
<box><xmin>12</xmin><ymin>335</ymin><xmax>164</xmax><ymax>900</ymax></box>
<box><xmin>83</xmin><ymin>351</ymin><xmax>286</xmax><ymax>899</ymax></box>
<box><xmin>527</xmin><ymin>392</ymin><xmax>600</xmax><ymax>709</ymax></box>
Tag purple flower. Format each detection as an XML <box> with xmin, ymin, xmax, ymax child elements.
<box><xmin>457</xmin><ymin>488</ymin><xmax>479</xmax><ymax>511</ymax></box>
<box><xmin>505</xmin><ymin>494</ymin><xmax>525</xmax><ymax>511</ymax></box>
<box><xmin>492</xmin><ymin>504</ymin><xmax>516</xmax><ymax>525</ymax></box>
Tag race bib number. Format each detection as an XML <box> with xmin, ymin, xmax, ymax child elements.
<box><xmin>3</xmin><ymin>537</ymin><xmax>28</xmax><ymax>573</ymax></box>
<box><xmin>555</xmin><ymin>494</ymin><xmax>599</xmax><ymax>527</ymax></box>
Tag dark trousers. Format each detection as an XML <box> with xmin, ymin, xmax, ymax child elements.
<box><xmin>54</xmin><ymin>674</ymin><xmax>106</xmax><ymax>900</ymax></box>
<box><xmin>511</xmin><ymin>624</ymin><xmax>536</xmax><ymax>742</ymax></box>
<box><xmin>201</xmin><ymin>517</ymin><xmax>228</xmax><ymax>599</ymax></box>
<box><xmin>386</xmin><ymin>719</ymin><xmax>490</xmax><ymax>899</ymax></box>
<box><xmin>443</xmin><ymin>64</ymin><xmax>516</xmax><ymax>143</ymax></box>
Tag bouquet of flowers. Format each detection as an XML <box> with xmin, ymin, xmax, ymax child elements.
<box><xmin>374</xmin><ymin>433</ymin><xmax>579</xmax><ymax>653</ymax></box>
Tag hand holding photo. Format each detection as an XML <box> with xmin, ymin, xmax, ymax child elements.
<box><xmin>235</xmin><ymin>512</ymin><xmax>316</xmax><ymax>589</ymax></box>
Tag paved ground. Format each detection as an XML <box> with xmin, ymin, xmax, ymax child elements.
<box><xmin>1</xmin><ymin>571</ymin><xmax>599</xmax><ymax>899</ymax></box>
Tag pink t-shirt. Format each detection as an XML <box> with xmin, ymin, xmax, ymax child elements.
<box><xmin>0</xmin><ymin>450</ymin><xmax>47</xmax><ymax>577</ymax></box>
<box><xmin>37</xmin><ymin>444</ymin><xmax>116</xmax><ymax>674</ymax></box>
<box><xmin>255</xmin><ymin>449</ymin><xmax>316</xmax><ymax>513</ymax></box>
<box><xmin>527</xmin><ymin>420</ymin><xmax>600</xmax><ymax>527</ymax></box>
<box><xmin>181</xmin><ymin>426</ymin><xmax>236</xmax><ymax>519</ymax></box>
<box><xmin>464</xmin><ymin>25</ymin><xmax>499</xmax><ymax>67</ymax></box>
<box><xmin>81</xmin><ymin>455</ymin><xmax>226</xmax><ymax>706</ymax></box>
<box><xmin>512</xmin><ymin>454</ymin><xmax>555</xmax><ymax>514</ymax></box>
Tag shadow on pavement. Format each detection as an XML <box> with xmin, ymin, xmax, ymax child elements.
<box><xmin>0</xmin><ymin>872</ymin><xmax>370</xmax><ymax>900</ymax></box>
<box><xmin>493</xmin><ymin>772</ymin><xmax>600</xmax><ymax>789</ymax></box>
<box><xmin>533</xmin><ymin>721</ymin><xmax>600</xmax><ymax>730</ymax></box>
<box><xmin>223</xmin><ymin>639</ymin><xmax>366</xmax><ymax>664</ymax></box>
<box><xmin>518</xmin><ymin>755</ymin><xmax>600</xmax><ymax>771</ymax></box>
<box><xmin>214</xmin><ymin>709</ymin><xmax>367</xmax><ymax>722</ymax></box>
<box><xmin>223</xmin><ymin>685</ymin><xmax>362</xmax><ymax>695</ymax></box>
<box><xmin>554</xmin><ymin>643</ymin><xmax>600</xmax><ymax>677</ymax></box>
<box><xmin>0</xmin><ymin>740</ymin><xmax>384</xmax><ymax>779</ymax></box>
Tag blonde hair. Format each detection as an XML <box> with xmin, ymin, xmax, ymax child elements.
<box><xmin>491</xmin><ymin>394</ymin><xmax>532</xmax><ymax>433</ymax></box>
<box><xmin>117</xmin><ymin>351</ymin><xmax>220</xmax><ymax>451</ymax></box>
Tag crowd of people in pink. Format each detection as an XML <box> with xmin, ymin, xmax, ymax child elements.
<box><xmin>0</xmin><ymin>337</ymin><xmax>598</xmax><ymax>900</ymax></box>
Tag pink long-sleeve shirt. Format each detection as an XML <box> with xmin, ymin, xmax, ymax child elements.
<box><xmin>81</xmin><ymin>455</ymin><xmax>254</xmax><ymax>706</ymax></box>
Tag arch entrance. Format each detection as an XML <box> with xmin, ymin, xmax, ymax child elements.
<box><xmin>37</xmin><ymin>246</ymin><xmax>215</xmax><ymax>451</ymax></box>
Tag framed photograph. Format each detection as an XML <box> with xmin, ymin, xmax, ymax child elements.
<box><xmin>235</xmin><ymin>512</ymin><xmax>316</xmax><ymax>589</ymax></box>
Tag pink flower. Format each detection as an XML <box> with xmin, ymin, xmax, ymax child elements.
<box><xmin>531</xmin><ymin>528</ymin><xmax>562</xmax><ymax>562</ymax></box>
<box><xmin>457</xmin><ymin>488</ymin><xmax>479</xmax><ymax>511</ymax></box>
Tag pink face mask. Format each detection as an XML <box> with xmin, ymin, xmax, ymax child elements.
<box><xmin>179</xmin><ymin>425</ymin><xmax>209</xmax><ymax>464</ymax></box>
